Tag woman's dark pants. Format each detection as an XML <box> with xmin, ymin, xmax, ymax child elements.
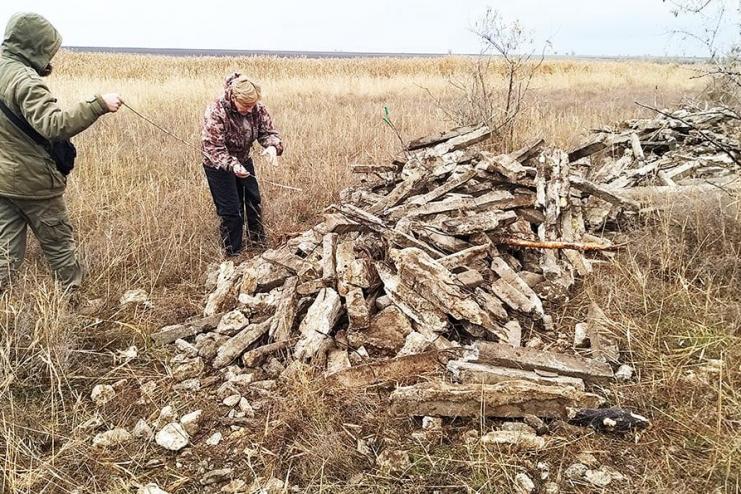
<box><xmin>203</xmin><ymin>159</ymin><xmax>264</xmax><ymax>255</ymax></box>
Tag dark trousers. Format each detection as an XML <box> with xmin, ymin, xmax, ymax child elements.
<box><xmin>203</xmin><ymin>159</ymin><xmax>264</xmax><ymax>255</ymax></box>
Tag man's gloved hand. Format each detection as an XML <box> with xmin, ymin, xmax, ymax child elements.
<box><xmin>233</xmin><ymin>163</ymin><xmax>250</xmax><ymax>178</ymax></box>
<box><xmin>261</xmin><ymin>146</ymin><xmax>278</xmax><ymax>166</ymax></box>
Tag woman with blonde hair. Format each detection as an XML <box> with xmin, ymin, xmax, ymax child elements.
<box><xmin>201</xmin><ymin>73</ymin><xmax>283</xmax><ymax>254</ymax></box>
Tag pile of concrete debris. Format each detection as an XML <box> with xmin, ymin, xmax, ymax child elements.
<box><xmin>152</xmin><ymin>124</ymin><xmax>658</xmax><ymax>424</ymax></box>
<box><xmin>571</xmin><ymin>106</ymin><xmax>739</xmax><ymax>187</ymax></box>
<box><xmin>147</xmin><ymin>106</ymin><xmax>738</xmax><ymax>429</ymax></box>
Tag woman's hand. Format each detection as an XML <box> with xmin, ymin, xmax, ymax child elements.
<box><xmin>233</xmin><ymin>163</ymin><xmax>250</xmax><ymax>178</ymax></box>
<box><xmin>101</xmin><ymin>93</ymin><xmax>123</xmax><ymax>112</ymax></box>
<box><xmin>261</xmin><ymin>146</ymin><xmax>278</xmax><ymax>166</ymax></box>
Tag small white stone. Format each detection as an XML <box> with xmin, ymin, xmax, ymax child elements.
<box><xmin>200</xmin><ymin>468</ymin><xmax>233</xmax><ymax>486</ymax></box>
<box><xmin>537</xmin><ymin>461</ymin><xmax>550</xmax><ymax>480</ymax></box>
<box><xmin>120</xmin><ymin>288</ymin><xmax>152</xmax><ymax>308</ymax></box>
<box><xmin>92</xmin><ymin>428</ymin><xmax>131</xmax><ymax>448</ymax></box>
<box><xmin>206</xmin><ymin>432</ymin><xmax>223</xmax><ymax>446</ymax></box>
<box><xmin>91</xmin><ymin>384</ymin><xmax>116</xmax><ymax>406</ymax></box>
<box><xmin>480</xmin><ymin>431</ymin><xmax>545</xmax><ymax>450</ymax></box>
<box><xmin>422</xmin><ymin>416</ymin><xmax>442</xmax><ymax>430</ymax></box>
<box><xmin>584</xmin><ymin>466</ymin><xmax>625</xmax><ymax>487</ymax></box>
<box><xmin>154</xmin><ymin>405</ymin><xmax>177</xmax><ymax>428</ymax></box>
<box><xmin>116</xmin><ymin>345</ymin><xmax>139</xmax><ymax>361</ymax></box>
<box><xmin>132</xmin><ymin>419</ymin><xmax>154</xmax><ymax>441</ymax></box>
<box><xmin>180</xmin><ymin>410</ymin><xmax>203</xmax><ymax>436</ymax></box>
<box><xmin>79</xmin><ymin>414</ymin><xmax>105</xmax><ymax>430</ymax></box>
<box><xmin>514</xmin><ymin>473</ymin><xmax>535</xmax><ymax>494</ymax></box>
<box><xmin>564</xmin><ymin>463</ymin><xmax>588</xmax><ymax>480</ymax></box>
<box><xmin>223</xmin><ymin>394</ymin><xmax>242</xmax><ymax>407</ymax></box>
<box><xmin>155</xmin><ymin>422</ymin><xmax>190</xmax><ymax>451</ymax></box>
<box><xmin>615</xmin><ymin>364</ymin><xmax>634</xmax><ymax>381</ymax></box>
<box><xmin>229</xmin><ymin>373</ymin><xmax>254</xmax><ymax>387</ymax></box>
<box><xmin>238</xmin><ymin>398</ymin><xmax>255</xmax><ymax>418</ymax></box>
<box><xmin>173</xmin><ymin>378</ymin><xmax>201</xmax><ymax>393</ymax></box>
<box><xmin>574</xmin><ymin>323</ymin><xmax>589</xmax><ymax>347</ymax></box>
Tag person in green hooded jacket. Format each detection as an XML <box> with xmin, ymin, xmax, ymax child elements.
<box><xmin>0</xmin><ymin>12</ymin><xmax>122</xmax><ymax>293</ymax></box>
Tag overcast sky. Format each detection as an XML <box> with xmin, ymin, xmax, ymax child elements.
<box><xmin>0</xmin><ymin>1</ymin><xmax>738</xmax><ymax>57</ymax></box>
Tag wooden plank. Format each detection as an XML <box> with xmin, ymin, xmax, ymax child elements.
<box><xmin>294</xmin><ymin>288</ymin><xmax>343</xmax><ymax>361</ymax></box>
<box><xmin>568</xmin><ymin>134</ymin><xmax>608</xmax><ymax>162</ymax></box>
<box><xmin>332</xmin><ymin>203</ymin><xmax>443</xmax><ymax>259</ymax></box>
<box><xmin>204</xmin><ymin>261</ymin><xmax>238</xmax><ymax>317</ymax></box>
<box><xmin>375</xmin><ymin>263</ymin><xmax>449</xmax><ymax>333</ymax></box>
<box><xmin>477</xmin><ymin>152</ymin><xmax>528</xmax><ymax>181</ymax></box>
<box><xmin>351</xmin><ymin>164</ymin><xmax>398</xmax><ymax>174</ymax></box>
<box><xmin>326</xmin><ymin>350</ymin><xmax>458</xmax><ymax>387</ymax></box>
<box><xmin>440</xmin><ymin>210</ymin><xmax>517</xmax><ymax>236</ymax></box>
<box><xmin>473</xmin><ymin>341</ymin><xmax>614</xmax><ymax>381</ymax></box>
<box><xmin>630</xmin><ymin>133</ymin><xmax>645</xmax><ymax>161</ymax></box>
<box><xmin>409</xmin><ymin>168</ymin><xmax>477</xmax><ymax>206</ymax></box>
<box><xmin>490</xmin><ymin>257</ymin><xmax>545</xmax><ymax>317</ymax></box>
<box><xmin>241</xmin><ymin>340</ymin><xmax>292</xmax><ymax>368</ymax></box>
<box><xmin>438</xmin><ymin>244</ymin><xmax>490</xmax><ymax>271</ymax></box>
<box><xmin>321</xmin><ymin>233</ymin><xmax>339</xmax><ymax>283</ymax></box>
<box><xmin>368</xmin><ymin>169</ymin><xmax>427</xmax><ymax>214</ymax></box>
<box><xmin>511</xmin><ymin>137</ymin><xmax>545</xmax><ymax>164</ymax></box>
<box><xmin>390</xmin><ymin>381</ymin><xmax>604</xmax><ymax>418</ymax></box>
<box><xmin>586</xmin><ymin>303</ymin><xmax>620</xmax><ymax>363</ymax></box>
<box><xmin>213</xmin><ymin>319</ymin><xmax>272</xmax><ymax>369</ymax></box>
<box><xmin>447</xmin><ymin>360</ymin><xmax>586</xmax><ymax>390</ymax></box>
<box><xmin>152</xmin><ymin>313</ymin><xmax>224</xmax><ymax>345</ymax></box>
<box><xmin>392</xmin><ymin>248</ymin><xmax>509</xmax><ymax>341</ymax></box>
<box><xmin>570</xmin><ymin>176</ymin><xmax>641</xmax><ymax>211</ymax></box>
<box><xmin>399</xmin><ymin>190</ymin><xmax>514</xmax><ymax>220</ymax></box>
<box><xmin>406</xmin><ymin>124</ymin><xmax>485</xmax><ymax>151</ymax></box>
<box><xmin>262</xmin><ymin>248</ymin><xmax>318</xmax><ymax>279</ymax></box>
<box><xmin>269</xmin><ymin>277</ymin><xmax>299</xmax><ymax>342</ymax></box>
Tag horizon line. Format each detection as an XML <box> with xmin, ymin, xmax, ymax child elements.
<box><xmin>62</xmin><ymin>46</ymin><xmax>709</xmax><ymax>62</ymax></box>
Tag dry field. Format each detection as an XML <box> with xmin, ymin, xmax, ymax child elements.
<box><xmin>1</xmin><ymin>52</ymin><xmax>739</xmax><ymax>493</ymax></box>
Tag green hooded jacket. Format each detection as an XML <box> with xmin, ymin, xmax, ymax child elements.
<box><xmin>0</xmin><ymin>12</ymin><xmax>109</xmax><ymax>199</ymax></box>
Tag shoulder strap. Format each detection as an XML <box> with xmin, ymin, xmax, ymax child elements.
<box><xmin>0</xmin><ymin>98</ymin><xmax>49</xmax><ymax>147</ymax></box>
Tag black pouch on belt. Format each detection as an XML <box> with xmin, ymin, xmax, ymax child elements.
<box><xmin>0</xmin><ymin>99</ymin><xmax>77</xmax><ymax>175</ymax></box>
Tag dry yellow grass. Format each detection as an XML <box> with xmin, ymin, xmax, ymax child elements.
<box><xmin>2</xmin><ymin>52</ymin><xmax>738</xmax><ymax>493</ymax></box>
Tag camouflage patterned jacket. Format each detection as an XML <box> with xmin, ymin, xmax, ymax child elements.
<box><xmin>201</xmin><ymin>73</ymin><xmax>283</xmax><ymax>171</ymax></box>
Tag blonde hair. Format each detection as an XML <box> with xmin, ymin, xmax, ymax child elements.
<box><xmin>232</xmin><ymin>75</ymin><xmax>262</xmax><ymax>104</ymax></box>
